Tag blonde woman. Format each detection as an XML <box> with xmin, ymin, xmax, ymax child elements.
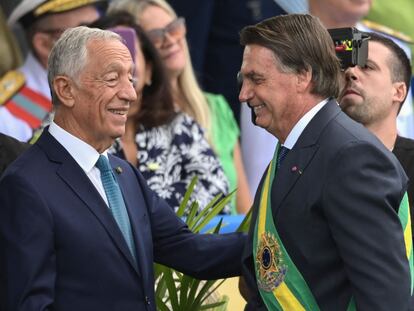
<box><xmin>109</xmin><ymin>0</ymin><xmax>252</xmax><ymax>214</ymax></box>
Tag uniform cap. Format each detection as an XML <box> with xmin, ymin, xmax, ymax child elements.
<box><xmin>8</xmin><ymin>0</ymin><xmax>107</xmax><ymax>28</ymax></box>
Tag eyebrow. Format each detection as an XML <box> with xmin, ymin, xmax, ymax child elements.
<box><xmin>244</xmin><ymin>71</ymin><xmax>265</xmax><ymax>80</ymax></box>
<box><xmin>102</xmin><ymin>62</ymin><xmax>134</xmax><ymax>75</ymax></box>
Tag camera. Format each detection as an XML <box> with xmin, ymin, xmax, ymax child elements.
<box><xmin>328</xmin><ymin>27</ymin><xmax>370</xmax><ymax>70</ymax></box>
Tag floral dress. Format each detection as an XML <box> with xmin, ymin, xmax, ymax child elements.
<box><xmin>111</xmin><ymin>112</ymin><xmax>230</xmax><ymax>215</ymax></box>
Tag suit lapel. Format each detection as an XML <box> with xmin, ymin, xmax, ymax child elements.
<box><xmin>271</xmin><ymin>145</ymin><xmax>319</xmax><ymax>218</ymax></box>
<box><xmin>37</xmin><ymin>131</ymin><xmax>140</xmax><ymax>276</ymax></box>
<box><xmin>271</xmin><ymin>99</ymin><xmax>341</xmax><ymax>219</ymax></box>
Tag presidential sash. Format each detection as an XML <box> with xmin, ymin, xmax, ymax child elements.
<box><xmin>253</xmin><ymin>144</ymin><xmax>413</xmax><ymax>310</ymax></box>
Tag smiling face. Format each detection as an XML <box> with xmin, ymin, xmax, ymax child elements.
<box><xmin>239</xmin><ymin>44</ymin><xmax>303</xmax><ymax>141</ymax></box>
<box><xmin>339</xmin><ymin>41</ymin><xmax>400</xmax><ymax>127</ymax></box>
<box><xmin>58</xmin><ymin>38</ymin><xmax>137</xmax><ymax>152</ymax></box>
<box><xmin>138</xmin><ymin>5</ymin><xmax>186</xmax><ymax>79</ymax></box>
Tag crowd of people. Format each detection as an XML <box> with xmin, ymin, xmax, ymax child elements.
<box><xmin>0</xmin><ymin>0</ymin><xmax>413</xmax><ymax>310</ymax></box>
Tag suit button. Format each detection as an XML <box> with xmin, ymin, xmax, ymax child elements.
<box><xmin>145</xmin><ymin>296</ymin><xmax>151</xmax><ymax>305</ymax></box>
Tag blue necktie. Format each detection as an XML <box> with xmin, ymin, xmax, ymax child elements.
<box><xmin>276</xmin><ymin>145</ymin><xmax>290</xmax><ymax>169</ymax></box>
<box><xmin>95</xmin><ymin>155</ymin><xmax>136</xmax><ymax>263</ymax></box>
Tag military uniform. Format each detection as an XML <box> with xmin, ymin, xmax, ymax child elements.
<box><xmin>2</xmin><ymin>0</ymin><xmax>107</xmax><ymax>142</ymax></box>
<box><xmin>0</xmin><ymin>70</ymin><xmax>51</xmax><ymax>142</ymax></box>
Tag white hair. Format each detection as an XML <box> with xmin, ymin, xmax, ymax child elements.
<box><xmin>47</xmin><ymin>26</ymin><xmax>122</xmax><ymax>105</ymax></box>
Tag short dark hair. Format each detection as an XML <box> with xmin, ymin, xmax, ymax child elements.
<box><xmin>240</xmin><ymin>14</ymin><xmax>341</xmax><ymax>98</ymax></box>
<box><xmin>366</xmin><ymin>32</ymin><xmax>412</xmax><ymax>105</ymax></box>
<box><xmin>90</xmin><ymin>11</ymin><xmax>175</xmax><ymax>128</ymax></box>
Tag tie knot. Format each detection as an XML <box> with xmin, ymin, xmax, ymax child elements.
<box><xmin>95</xmin><ymin>155</ymin><xmax>112</xmax><ymax>172</ymax></box>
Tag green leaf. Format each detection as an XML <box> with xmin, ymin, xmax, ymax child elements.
<box><xmin>212</xmin><ymin>218</ymin><xmax>223</xmax><ymax>234</ymax></box>
<box><xmin>200</xmin><ymin>279</ymin><xmax>226</xmax><ymax>305</ymax></box>
<box><xmin>160</xmin><ymin>265</ymin><xmax>179</xmax><ymax>308</ymax></box>
<box><xmin>236</xmin><ymin>208</ymin><xmax>252</xmax><ymax>233</ymax></box>
<box><xmin>179</xmin><ymin>274</ymin><xmax>193</xmax><ymax>309</ymax></box>
<box><xmin>154</xmin><ymin>177</ymin><xmax>249</xmax><ymax>311</ymax></box>
<box><xmin>190</xmin><ymin>280</ymin><xmax>217</xmax><ymax>309</ymax></box>
<box><xmin>176</xmin><ymin>176</ymin><xmax>198</xmax><ymax>217</ymax></box>
<box><xmin>192</xmin><ymin>190</ymin><xmax>235</xmax><ymax>233</ymax></box>
<box><xmin>185</xmin><ymin>200</ymin><xmax>200</xmax><ymax>228</ymax></box>
<box><xmin>155</xmin><ymin>294</ymin><xmax>171</xmax><ymax>311</ymax></box>
<box><xmin>187</xmin><ymin>278</ymin><xmax>202</xmax><ymax>309</ymax></box>
<box><xmin>191</xmin><ymin>194</ymin><xmax>223</xmax><ymax>226</ymax></box>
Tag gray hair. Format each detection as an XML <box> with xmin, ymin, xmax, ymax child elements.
<box><xmin>47</xmin><ymin>26</ymin><xmax>122</xmax><ymax>105</ymax></box>
<box><xmin>240</xmin><ymin>14</ymin><xmax>341</xmax><ymax>98</ymax></box>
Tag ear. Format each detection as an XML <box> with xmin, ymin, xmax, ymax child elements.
<box><xmin>296</xmin><ymin>68</ymin><xmax>312</xmax><ymax>93</ymax></box>
<box><xmin>392</xmin><ymin>81</ymin><xmax>407</xmax><ymax>105</ymax></box>
<box><xmin>53</xmin><ymin>76</ymin><xmax>76</xmax><ymax>107</ymax></box>
<box><xmin>32</xmin><ymin>32</ymin><xmax>54</xmax><ymax>68</ymax></box>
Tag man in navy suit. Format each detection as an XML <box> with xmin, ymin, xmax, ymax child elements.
<box><xmin>0</xmin><ymin>26</ymin><xmax>245</xmax><ymax>311</ymax></box>
<box><xmin>238</xmin><ymin>15</ymin><xmax>411</xmax><ymax>310</ymax></box>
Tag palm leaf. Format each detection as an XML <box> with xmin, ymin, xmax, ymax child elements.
<box><xmin>154</xmin><ymin>176</ymin><xmax>244</xmax><ymax>311</ymax></box>
<box><xmin>236</xmin><ymin>208</ymin><xmax>252</xmax><ymax>233</ymax></box>
<box><xmin>176</xmin><ymin>176</ymin><xmax>198</xmax><ymax>217</ymax></box>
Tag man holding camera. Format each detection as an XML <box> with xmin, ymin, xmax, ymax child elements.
<box><xmin>238</xmin><ymin>14</ymin><xmax>411</xmax><ymax>310</ymax></box>
<box><xmin>339</xmin><ymin>32</ymin><xmax>414</xmax><ymax>238</ymax></box>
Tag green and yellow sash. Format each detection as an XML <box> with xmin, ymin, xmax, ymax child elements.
<box><xmin>253</xmin><ymin>144</ymin><xmax>413</xmax><ymax>310</ymax></box>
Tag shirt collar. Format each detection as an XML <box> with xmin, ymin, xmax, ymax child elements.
<box><xmin>48</xmin><ymin>121</ymin><xmax>107</xmax><ymax>172</ymax></box>
<box><xmin>283</xmin><ymin>98</ymin><xmax>329</xmax><ymax>149</ymax></box>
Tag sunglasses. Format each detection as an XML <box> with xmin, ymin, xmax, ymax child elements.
<box><xmin>146</xmin><ymin>17</ymin><xmax>186</xmax><ymax>47</ymax></box>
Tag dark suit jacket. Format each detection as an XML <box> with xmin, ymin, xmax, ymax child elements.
<box><xmin>0</xmin><ymin>133</ymin><xmax>29</xmax><ymax>176</ymax></box>
<box><xmin>0</xmin><ymin>130</ymin><xmax>246</xmax><ymax>311</ymax></box>
<box><xmin>393</xmin><ymin>135</ymin><xmax>414</xmax><ymax>239</ymax></box>
<box><xmin>242</xmin><ymin>100</ymin><xmax>410</xmax><ymax>311</ymax></box>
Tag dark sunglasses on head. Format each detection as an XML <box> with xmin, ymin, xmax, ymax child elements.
<box><xmin>146</xmin><ymin>17</ymin><xmax>186</xmax><ymax>47</ymax></box>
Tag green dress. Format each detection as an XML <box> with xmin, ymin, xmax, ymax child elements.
<box><xmin>205</xmin><ymin>92</ymin><xmax>240</xmax><ymax>214</ymax></box>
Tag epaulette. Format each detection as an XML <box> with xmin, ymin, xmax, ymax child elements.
<box><xmin>361</xmin><ymin>20</ymin><xmax>413</xmax><ymax>44</ymax></box>
<box><xmin>1</xmin><ymin>71</ymin><xmax>52</xmax><ymax>129</ymax></box>
<box><xmin>0</xmin><ymin>70</ymin><xmax>25</xmax><ymax>105</ymax></box>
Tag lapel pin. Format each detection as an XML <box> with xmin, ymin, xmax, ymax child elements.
<box><xmin>291</xmin><ymin>166</ymin><xmax>303</xmax><ymax>174</ymax></box>
<box><xmin>115</xmin><ymin>167</ymin><xmax>123</xmax><ymax>174</ymax></box>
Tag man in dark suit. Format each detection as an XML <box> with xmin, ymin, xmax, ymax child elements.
<box><xmin>238</xmin><ymin>15</ymin><xmax>411</xmax><ymax>310</ymax></box>
<box><xmin>0</xmin><ymin>133</ymin><xmax>28</xmax><ymax>176</ymax></box>
<box><xmin>0</xmin><ymin>26</ymin><xmax>245</xmax><ymax>311</ymax></box>
<box><xmin>339</xmin><ymin>32</ymin><xmax>414</xmax><ymax>240</ymax></box>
